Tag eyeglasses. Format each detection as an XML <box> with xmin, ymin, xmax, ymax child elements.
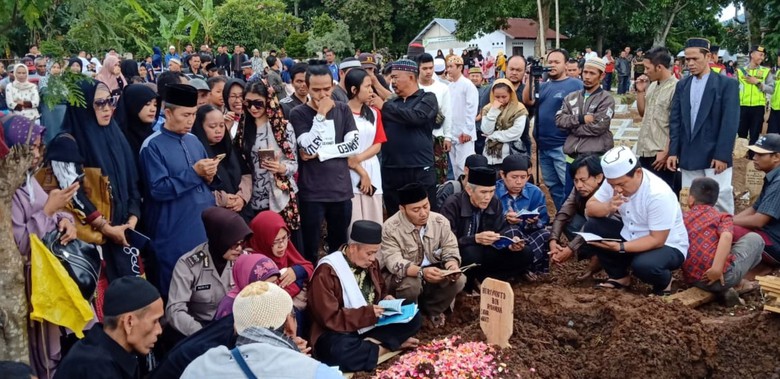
<box><xmin>93</xmin><ymin>96</ymin><xmax>119</xmax><ymax>109</ymax></box>
<box><xmin>273</xmin><ymin>234</ymin><xmax>289</xmax><ymax>247</ymax></box>
<box><xmin>244</xmin><ymin>99</ymin><xmax>266</xmax><ymax>109</ymax></box>
<box><xmin>231</xmin><ymin>240</ymin><xmax>246</xmax><ymax>251</ymax></box>
<box><xmin>228</xmin><ymin>94</ymin><xmax>243</xmax><ymax>101</ymax></box>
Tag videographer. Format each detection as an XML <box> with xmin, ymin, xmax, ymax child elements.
<box><xmin>522</xmin><ymin>49</ymin><xmax>583</xmax><ymax>212</ymax></box>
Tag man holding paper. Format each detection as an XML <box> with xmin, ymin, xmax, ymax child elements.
<box><xmin>380</xmin><ymin>183</ymin><xmax>466</xmax><ymax>328</ymax></box>
<box><xmin>584</xmin><ymin>146</ymin><xmax>689</xmax><ymax>295</ymax></box>
<box><xmin>308</xmin><ymin>220</ymin><xmax>422</xmax><ymax>373</ymax></box>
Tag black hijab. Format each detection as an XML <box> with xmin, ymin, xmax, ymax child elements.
<box><xmin>68</xmin><ymin>57</ymin><xmax>82</xmax><ymax>72</ymax></box>
<box><xmin>120</xmin><ymin>59</ymin><xmax>140</xmax><ymax>79</ymax></box>
<box><xmin>115</xmin><ymin>84</ymin><xmax>160</xmax><ymax>158</ymax></box>
<box><xmin>52</xmin><ymin>79</ymin><xmax>140</xmax><ymax>224</ymax></box>
<box><xmin>191</xmin><ymin>105</ymin><xmax>245</xmax><ymax>194</ymax></box>
<box><xmin>222</xmin><ymin>78</ymin><xmax>246</xmax><ymax>113</ymax></box>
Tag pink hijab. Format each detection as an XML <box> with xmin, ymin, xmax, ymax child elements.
<box><xmin>94</xmin><ymin>55</ymin><xmax>126</xmax><ymax>94</ymax></box>
<box><xmin>213</xmin><ymin>254</ymin><xmax>280</xmax><ymax>320</ymax></box>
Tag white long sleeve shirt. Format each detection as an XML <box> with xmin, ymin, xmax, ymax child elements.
<box><xmin>448</xmin><ymin>75</ymin><xmax>479</xmax><ymax>141</ymax></box>
<box><xmin>420</xmin><ymin>80</ymin><xmax>453</xmax><ymax>141</ymax></box>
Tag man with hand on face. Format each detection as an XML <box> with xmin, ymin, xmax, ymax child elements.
<box><xmin>441</xmin><ymin>167</ymin><xmax>531</xmax><ymax>290</ymax></box>
<box><xmin>556</xmin><ymin>57</ymin><xmax>615</xmax><ymax>159</ymax></box>
<box><xmin>584</xmin><ymin>146</ymin><xmax>689</xmax><ymax>295</ymax></box>
<box><xmin>380</xmin><ymin>183</ymin><xmax>465</xmax><ymax>328</ymax></box>
<box><xmin>549</xmin><ymin>154</ymin><xmax>605</xmax><ymax>280</ymax></box>
<box><xmin>635</xmin><ymin>46</ymin><xmax>678</xmax><ymax>191</ymax></box>
<box><xmin>55</xmin><ymin>277</ymin><xmax>164</xmax><ymax>379</ymax></box>
<box><xmin>140</xmin><ymin>84</ymin><xmax>218</xmax><ymax>296</ymax></box>
<box><xmin>289</xmin><ymin>65</ymin><xmax>360</xmax><ymax>263</ymax></box>
<box><xmin>667</xmin><ymin>38</ymin><xmax>739</xmax><ymax>214</ymax></box>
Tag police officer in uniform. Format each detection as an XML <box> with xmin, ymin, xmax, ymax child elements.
<box><xmin>737</xmin><ymin>45</ymin><xmax>776</xmax><ymax>157</ymax></box>
<box><xmin>166</xmin><ymin>207</ymin><xmax>252</xmax><ymax>337</ymax></box>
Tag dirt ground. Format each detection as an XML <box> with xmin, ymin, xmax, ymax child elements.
<box><xmin>353</xmin><ymin>107</ymin><xmax>780</xmax><ymax>379</ymax></box>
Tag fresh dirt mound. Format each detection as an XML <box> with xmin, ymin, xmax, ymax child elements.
<box><xmin>357</xmin><ymin>284</ymin><xmax>780</xmax><ymax>379</ymax></box>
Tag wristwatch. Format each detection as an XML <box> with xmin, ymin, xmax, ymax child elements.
<box><xmin>417</xmin><ymin>267</ymin><xmax>425</xmax><ymax>281</ymax></box>
<box><xmin>315</xmin><ymin>114</ymin><xmax>326</xmax><ymax>122</ymax></box>
<box><xmin>619</xmin><ymin>242</ymin><xmax>626</xmax><ymax>254</ymax></box>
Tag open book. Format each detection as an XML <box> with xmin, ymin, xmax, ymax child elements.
<box><xmin>439</xmin><ymin>262</ymin><xmax>480</xmax><ymax>276</ymax></box>
<box><xmin>516</xmin><ymin>206</ymin><xmax>543</xmax><ymax>220</ymax></box>
<box><xmin>492</xmin><ymin>236</ymin><xmax>518</xmax><ymax>249</ymax></box>
<box><xmin>376</xmin><ymin>303</ymin><xmax>419</xmax><ymax>327</ymax></box>
<box><xmin>377</xmin><ymin>299</ymin><xmax>405</xmax><ymax>317</ymax></box>
<box><xmin>574</xmin><ymin>232</ymin><xmax>622</xmax><ymax>242</ymax></box>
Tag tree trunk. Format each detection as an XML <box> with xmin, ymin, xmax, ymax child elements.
<box><xmin>596</xmin><ymin>34</ymin><xmax>603</xmax><ymax>56</ymax></box>
<box><xmin>0</xmin><ymin>146</ymin><xmax>32</xmax><ymax>363</ymax></box>
<box><xmin>653</xmin><ymin>11</ymin><xmax>677</xmax><ymax>46</ymax></box>
<box><xmin>535</xmin><ymin>0</ymin><xmax>551</xmax><ymax>58</ymax></box>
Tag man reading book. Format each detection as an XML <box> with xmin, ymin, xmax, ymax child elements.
<box><xmin>583</xmin><ymin>146</ymin><xmax>689</xmax><ymax>295</ymax></box>
<box><xmin>380</xmin><ymin>183</ymin><xmax>466</xmax><ymax>328</ymax></box>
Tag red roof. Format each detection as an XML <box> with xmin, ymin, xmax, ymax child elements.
<box><xmin>503</xmin><ymin>18</ymin><xmax>567</xmax><ymax>40</ymax></box>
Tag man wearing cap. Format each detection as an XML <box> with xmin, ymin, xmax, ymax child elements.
<box><xmin>585</xmin><ymin>146</ymin><xmax>689</xmax><ymax>294</ymax></box>
<box><xmin>181</xmin><ymin>282</ymin><xmax>341</xmax><ymax>379</ymax></box>
<box><xmin>380</xmin><ymin>183</ymin><xmax>465</xmax><ymax>327</ymax></box>
<box><xmin>446</xmin><ymin>55</ymin><xmax>479</xmax><ymax>179</ymax></box>
<box><xmin>140</xmin><ymin>84</ymin><xmax>218</xmax><ymax>296</ymax></box>
<box><xmin>556</xmin><ymin>57</ymin><xmax>615</xmax><ymax>158</ymax></box>
<box><xmin>469</xmin><ymin>66</ymin><xmax>485</xmax><ymax>87</ymax></box>
<box><xmin>55</xmin><ymin>277</ymin><xmax>163</xmax><ymax>379</ymax></box>
<box><xmin>375</xmin><ymin>59</ymin><xmax>439</xmax><ymax>216</ymax></box>
<box><xmin>168</xmin><ymin>57</ymin><xmax>182</xmax><ymax>73</ymax></box>
<box><xmin>635</xmin><ymin>46</ymin><xmax>678</xmax><ymax>191</ymax></box>
<box><xmin>436</xmin><ymin>154</ymin><xmax>488</xmax><ymax>210</ymax></box>
<box><xmin>418</xmin><ymin>53</ymin><xmax>454</xmax><ymax>184</ymax></box>
<box><xmin>165</xmin><ymin>45</ymin><xmax>180</xmax><ymax>68</ymax></box>
<box><xmin>433</xmin><ymin>57</ymin><xmax>448</xmax><ymax>84</ymax></box>
<box><xmin>360</xmin><ymin>52</ymin><xmax>393</xmax><ymax>99</ymax></box>
<box><xmin>188</xmin><ymin>78</ymin><xmax>211</xmax><ymax>108</ymax></box>
<box><xmin>309</xmin><ymin>220</ymin><xmax>423</xmax><ymax>372</ymax></box>
<box><xmin>495</xmin><ymin>154</ymin><xmax>551</xmax><ymax>274</ymax></box>
<box><xmin>332</xmin><ymin>57</ymin><xmax>361</xmax><ymax>103</ymax></box>
<box><xmin>239</xmin><ymin>60</ymin><xmax>254</xmax><ymax>80</ymax></box>
<box><xmin>667</xmin><ymin>37</ymin><xmax>740</xmax><ymax>214</ymax></box>
<box><xmin>289</xmin><ymin>64</ymin><xmax>359</xmax><ymax>263</ymax></box>
<box><xmin>265</xmin><ymin>56</ymin><xmax>287</xmax><ymax>101</ymax></box>
<box><xmin>737</xmin><ymin>45</ymin><xmax>775</xmax><ymax>157</ymax></box>
<box><xmin>441</xmin><ymin>167</ymin><xmax>531</xmax><ymax>289</ymax></box>
<box><xmin>184</xmin><ymin>54</ymin><xmax>204</xmax><ymax>80</ymax></box>
<box><xmin>734</xmin><ymin>134</ymin><xmax>780</xmax><ymax>268</ymax></box>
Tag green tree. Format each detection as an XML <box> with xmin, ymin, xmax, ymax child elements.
<box><xmin>184</xmin><ymin>0</ymin><xmax>218</xmax><ymax>46</ymax></box>
<box><xmin>285</xmin><ymin>30</ymin><xmax>310</xmax><ymax>58</ymax></box>
<box><xmin>338</xmin><ymin>0</ymin><xmax>392</xmax><ymax>51</ymax></box>
<box><xmin>305</xmin><ymin>14</ymin><xmax>353</xmax><ymax>56</ymax></box>
<box><xmin>213</xmin><ymin>0</ymin><xmax>300</xmax><ymax>50</ymax></box>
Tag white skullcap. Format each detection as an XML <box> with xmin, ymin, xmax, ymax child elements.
<box><xmin>601</xmin><ymin>146</ymin><xmax>639</xmax><ymax>179</ymax></box>
<box><xmin>233</xmin><ymin>281</ymin><xmax>293</xmax><ymax>334</ymax></box>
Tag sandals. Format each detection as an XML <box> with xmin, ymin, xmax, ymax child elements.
<box><xmin>594</xmin><ymin>279</ymin><xmax>627</xmax><ymax>290</ymax></box>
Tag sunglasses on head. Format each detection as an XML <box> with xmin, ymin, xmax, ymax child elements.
<box><xmin>244</xmin><ymin>99</ymin><xmax>266</xmax><ymax>109</ymax></box>
<box><xmin>93</xmin><ymin>96</ymin><xmax>119</xmax><ymax>109</ymax></box>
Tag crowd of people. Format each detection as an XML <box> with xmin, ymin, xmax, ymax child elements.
<box><xmin>1</xmin><ymin>35</ymin><xmax>780</xmax><ymax>379</ymax></box>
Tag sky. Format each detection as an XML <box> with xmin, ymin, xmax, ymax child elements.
<box><xmin>719</xmin><ymin>3</ymin><xmax>737</xmax><ymax>22</ymax></box>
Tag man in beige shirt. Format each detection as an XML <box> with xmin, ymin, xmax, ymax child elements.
<box><xmin>636</xmin><ymin>46</ymin><xmax>678</xmax><ymax>191</ymax></box>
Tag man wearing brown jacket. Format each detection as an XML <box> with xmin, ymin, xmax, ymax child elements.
<box><xmin>549</xmin><ymin>154</ymin><xmax>604</xmax><ymax>279</ymax></box>
<box><xmin>555</xmin><ymin>58</ymin><xmax>616</xmax><ymax>158</ymax></box>
<box><xmin>380</xmin><ymin>183</ymin><xmax>465</xmax><ymax>327</ymax></box>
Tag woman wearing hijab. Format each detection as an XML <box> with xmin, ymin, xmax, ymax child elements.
<box><xmin>120</xmin><ymin>59</ymin><xmax>140</xmax><ymax>81</ymax></box>
<box><xmin>213</xmin><ymin>253</ymin><xmax>281</xmax><ymax>320</ymax></box>
<box><xmin>480</xmin><ymin>78</ymin><xmax>529</xmax><ymax>168</ymax></box>
<box><xmin>94</xmin><ymin>55</ymin><xmax>126</xmax><ymax>97</ymax></box>
<box><xmin>436</xmin><ymin>49</ymin><xmax>445</xmax><ymax>60</ymax></box>
<box><xmin>5</xmin><ymin>115</ymin><xmax>79</xmax><ymax>378</ymax></box>
<box><xmin>191</xmin><ymin>104</ymin><xmax>251</xmax><ymax>215</ymax></box>
<box><xmin>152</xmin><ymin>46</ymin><xmax>163</xmax><ymax>73</ymax></box>
<box><xmin>6</xmin><ymin>64</ymin><xmax>40</xmax><ymax>121</ymax></box>
<box><xmin>237</xmin><ymin>82</ymin><xmax>301</xmax><ymax>244</ymax></box>
<box><xmin>248</xmin><ymin>211</ymin><xmax>313</xmax><ymax>327</ymax></box>
<box><xmin>67</xmin><ymin>58</ymin><xmax>83</xmax><ymax>74</ymax></box>
<box><xmin>39</xmin><ymin>61</ymin><xmax>68</xmax><ymax>144</ymax></box>
<box><xmin>167</xmin><ymin>207</ymin><xmax>252</xmax><ymax>337</ymax></box>
<box><xmin>114</xmin><ymin>84</ymin><xmax>159</xmax><ymax>161</ymax></box>
<box><xmin>222</xmin><ymin>78</ymin><xmax>245</xmax><ymax>138</ymax></box>
<box><xmin>47</xmin><ymin>80</ymin><xmax>143</xmax><ymax>283</ymax></box>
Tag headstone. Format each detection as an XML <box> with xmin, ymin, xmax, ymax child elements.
<box><xmin>745</xmin><ymin>161</ymin><xmax>765</xmax><ymax>200</ymax></box>
<box><xmin>679</xmin><ymin>187</ymin><xmax>690</xmax><ymax>212</ymax></box>
<box><xmin>614</xmin><ymin>104</ymin><xmax>629</xmax><ymax>114</ymax></box>
<box><xmin>479</xmin><ymin>278</ymin><xmax>514</xmax><ymax>348</ymax></box>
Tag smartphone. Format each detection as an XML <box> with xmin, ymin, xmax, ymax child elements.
<box><xmin>214</xmin><ymin>153</ymin><xmax>226</xmax><ymax>161</ymax></box>
<box><xmin>258</xmin><ymin>149</ymin><xmax>275</xmax><ymax>162</ymax></box>
<box><xmin>71</xmin><ymin>173</ymin><xmax>86</xmax><ymax>186</ymax></box>
<box><xmin>357</xmin><ymin>183</ymin><xmax>377</xmax><ymax>197</ymax></box>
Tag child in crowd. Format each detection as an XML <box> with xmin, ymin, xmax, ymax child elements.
<box><xmin>682</xmin><ymin>177</ymin><xmax>763</xmax><ymax>305</ymax></box>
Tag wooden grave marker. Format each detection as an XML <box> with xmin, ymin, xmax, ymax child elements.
<box><xmin>745</xmin><ymin>161</ymin><xmax>765</xmax><ymax>201</ymax></box>
<box><xmin>479</xmin><ymin>278</ymin><xmax>514</xmax><ymax>348</ymax></box>
<box><xmin>679</xmin><ymin>187</ymin><xmax>690</xmax><ymax>212</ymax></box>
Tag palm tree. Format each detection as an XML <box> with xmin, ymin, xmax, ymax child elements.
<box><xmin>184</xmin><ymin>0</ymin><xmax>217</xmax><ymax>46</ymax></box>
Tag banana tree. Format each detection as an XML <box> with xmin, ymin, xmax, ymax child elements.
<box><xmin>183</xmin><ymin>0</ymin><xmax>217</xmax><ymax>46</ymax></box>
<box><xmin>156</xmin><ymin>6</ymin><xmax>189</xmax><ymax>49</ymax></box>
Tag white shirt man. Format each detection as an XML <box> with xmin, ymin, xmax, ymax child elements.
<box><xmin>446</xmin><ymin>56</ymin><xmax>478</xmax><ymax>178</ymax></box>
